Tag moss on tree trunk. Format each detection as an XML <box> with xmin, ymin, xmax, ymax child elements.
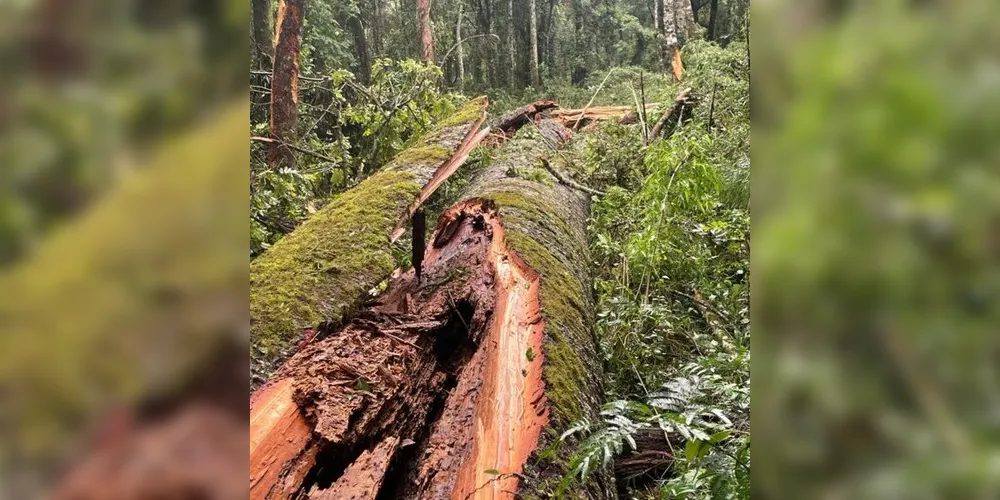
<box><xmin>250</xmin><ymin>98</ymin><xmax>488</xmax><ymax>387</ymax></box>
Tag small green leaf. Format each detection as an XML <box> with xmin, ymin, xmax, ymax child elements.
<box><xmin>484</xmin><ymin>469</ymin><xmax>501</xmax><ymax>475</ymax></box>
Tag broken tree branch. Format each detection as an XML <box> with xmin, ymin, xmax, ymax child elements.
<box><xmin>648</xmin><ymin>88</ymin><xmax>696</xmax><ymax>143</ymax></box>
<box><xmin>540</xmin><ymin>158</ymin><xmax>606</xmax><ymax>197</ymax></box>
<box><xmin>573</xmin><ymin>67</ymin><xmax>617</xmax><ymax>131</ymax></box>
<box><xmin>250</xmin><ymin>136</ymin><xmax>339</xmax><ymax>164</ymax></box>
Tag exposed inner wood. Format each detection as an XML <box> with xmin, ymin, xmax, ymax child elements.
<box><xmin>550</xmin><ymin>103</ymin><xmax>660</xmax><ymax>129</ymax></box>
<box><xmin>248</xmin><ymin>200</ymin><xmax>549</xmax><ymax>499</ymax></box>
<box><xmin>250</xmin><ymin>378</ymin><xmax>317</xmax><ymax>500</ymax></box>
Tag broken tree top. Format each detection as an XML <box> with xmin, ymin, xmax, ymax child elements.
<box><xmin>249</xmin><ymin>107</ymin><xmax>615</xmax><ymax>499</ymax></box>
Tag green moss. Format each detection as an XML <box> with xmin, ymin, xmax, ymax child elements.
<box><xmin>386</xmin><ymin>144</ymin><xmax>450</xmax><ymax>170</ymax></box>
<box><xmin>250</xmin><ymin>171</ymin><xmax>420</xmax><ymax>383</ymax></box>
<box><xmin>435</xmin><ymin>96</ymin><xmax>489</xmax><ymax>128</ymax></box>
<box><xmin>504</xmin><ymin>231</ymin><xmax>590</xmax><ymax>424</ymax></box>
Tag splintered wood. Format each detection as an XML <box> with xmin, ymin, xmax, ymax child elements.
<box><xmin>249</xmin><ymin>201</ymin><xmax>548</xmax><ymax>500</ymax></box>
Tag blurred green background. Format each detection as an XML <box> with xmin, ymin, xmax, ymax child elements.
<box><xmin>0</xmin><ymin>0</ymin><xmax>249</xmax><ymax>496</ymax></box>
<box><xmin>0</xmin><ymin>0</ymin><xmax>245</xmax><ymax>267</ymax></box>
<box><xmin>754</xmin><ymin>0</ymin><xmax>1000</xmax><ymax>497</ymax></box>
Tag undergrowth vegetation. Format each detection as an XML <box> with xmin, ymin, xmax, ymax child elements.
<box><xmin>558</xmin><ymin>40</ymin><xmax>750</xmax><ymax>498</ymax></box>
<box><xmin>251</xmin><ymin>60</ymin><xmax>464</xmax><ymax>256</ymax></box>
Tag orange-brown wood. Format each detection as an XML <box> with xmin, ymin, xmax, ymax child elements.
<box><xmin>250</xmin><ymin>378</ymin><xmax>314</xmax><ymax>500</ymax></box>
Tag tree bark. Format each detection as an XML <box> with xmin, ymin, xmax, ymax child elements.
<box><xmin>251</xmin><ymin>98</ymin><xmax>489</xmax><ymax>388</ymax></box>
<box><xmin>707</xmin><ymin>0</ymin><xmax>719</xmax><ymax>41</ymax></box>
<box><xmin>251</xmin><ymin>0</ymin><xmax>273</xmax><ymax>68</ymax></box>
<box><xmin>661</xmin><ymin>0</ymin><xmax>679</xmax><ymax>75</ymax></box>
<box><xmin>529</xmin><ymin>0</ymin><xmax>541</xmax><ymax>86</ymax></box>
<box><xmin>348</xmin><ymin>14</ymin><xmax>372</xmax><ymax>84</ymax></box>
<box><xmin>456</xmin><ymin>2</ymin><xmax>465</xmax><ymax>90</ymax></box>
<box><xmin>649</xmin><ymin>88</ymin><xmax>697</xmax><ymax>141</ymax></box>
<box><xmin>270</xmin><ymin>0</ymin><xmax>304</xmax><ymax>170</ymax></box>
<box><xmin>674</xmin><ymin>0</ymin><xmax>698</xmax><ymax>40</ymax></box>
<box><xmin>417</xmin><ymin>0</ymin><xmax>435</xmax><ymax>62</ymax></box>
<box><xmin>654</xmin><ymin>0</ymin><xmax>662</xmax><ymax>34</ymax></box>
<box><xmin>508</xmin><ymin>0</ymin><xmax>516</xmax><ymax>87</ymax></box>
<box><xmin>248</xmin><ymin>113</ymin><xmax>614</xmax><ymax>499</ymax></box>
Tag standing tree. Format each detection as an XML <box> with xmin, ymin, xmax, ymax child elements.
<box><xmin>529</xmin><ymin>0</ymin><xmax>540</xmax><ymax>86</ymax></box>
<box><xmin>661</xmin><ymin>0</ymin><xmax>679</xmax><ymax>75</ymax></box>
<box><xmin>269</xmin><ymin>0</ymin><xmax>304</xmax><ymax>170</ymax></box>
<box><xmin>417</xmin><ymin>0</ymin><xmax>435</xmax><ymax>61</ymax></box>
<box><xmin>675</xmin><ymin>0</ymin><xmax>698</xmax><ymax>39</ymax></box>
<box><xmin>347</xmin><ymin>10</ymin><xmax>372</xmax><ymax>84</ymax></box>
<box><xmin>456</xmin><ymin>2</ymin><xmax>465</xmax><ymax>89</ymax></box>
<box><xmin>508</xmin><ymin>0</ymin><xmax>516</xmax><ymax>87</ymax></box>
<box><xmin>707</xmin><ymin>0</ymin><xmax>720</xmax><ymax>40</ymax></box>
<box><xmin>251</xmin><ymin>0</ymin><xmax>273</xmax><ymax>68</ymax></box>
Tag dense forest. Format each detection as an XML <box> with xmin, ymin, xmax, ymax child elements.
<box><xmin>249</xmin><ymin>0</ymin><xmax>749</xmax><ymax>498</ymax></box>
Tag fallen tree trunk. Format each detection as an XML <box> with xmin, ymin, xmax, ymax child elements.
<box><xmin>249</xmin><ymin>119</ymin><xmax>614</xmax><ymax>499</ymax></box>
<box><xmin>490</xmin><ymin>99</ymin><xmax>558</xmax><ymax>135</ymax></box>
<box><xmin>250</xmin><ymin>98</ymin><xmax>489</xmax><ymax>387</ymax></box>
<box><xmin>550</xmin><ymin>103</ymin><xmax>660</xmax><ymax>129</ymax></box>
<box><xmin>613</xmin><ymin>428</ymin><xmax>682</xmax><ymax>494</ymax></box>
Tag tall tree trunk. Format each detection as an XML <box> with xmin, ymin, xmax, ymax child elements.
<box><xmin>508</xmin><ymin>0</ymin><xmax>516</xmax><ymax>87</ymax></box>
<box><xmin>248</xmin><ymin>113</ymin><xmax>614</xmax><ymax>500</ymax></box>
<box><xmin>269</xmin><ymin>0</ymin><xmax>304</xmax><ymax>170</ymax></box>
<box><xmin>456</xmin><ymin>2</ymin><xmax>465</xmax><ymax>90</ymax></box>
<box><xmin>417</xmin><ymin>0</ymin><xmax>435</xmax><ymax>62</ymax></box>
<box><xmin>529</xmin><ymin>0</ymin><xmax>540</xmax><ymax>86</ymax></box>
<box><xmin>661</xmin><ymin>0</ymin><xmax>679</xmax><ymax>73</ymax></box>
<box><xmin>674</xmin><ymin>0</ymin><xmax>698</xmax><ymax>40</ymax></box>
<box><xmin>251</xmin><ymin>99</ymin><xmax>489</xmax><ymax>387</ymax></box>
<box><xmin>251</xmin><ymin>0</ymin><xmax>273</xmax><ymax>68</ymax></box>
<box><xmin>348</xmin><ymin>14</ymin><xmax>372</xmax><ymax>84</ymax></box>
<box><xmin>707</xmin><ymin>0</ymin><xmax>719</xmax><ymax>41</ymax></box>
<box><xmin>654</xmin><ymin>0</ymin><xmax>662</xmax><ymax>34</ymax></box>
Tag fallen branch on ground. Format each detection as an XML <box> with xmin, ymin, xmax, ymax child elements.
<box><xmin>540</xmin><ymin>158</ymin><xmax>606</xmax><ymax>197</ymax></box>
<box><xmin>250</xmin><ymin>136</ymin><xmax>340</xmax><ymax>164</ymax></box>
<box><xmin>648</xmin><ymin>88</ymin><xmax>696</xmax><ymax>143</ymax></box>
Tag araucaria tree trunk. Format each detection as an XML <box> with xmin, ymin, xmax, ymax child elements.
<box><xmin>269</xmin><ymin>0</ymin><xmax>304</xmax><ymax>170</ymax></box>
<box><xmin>250</xmin><ymin>99</ymin><xmax>489</xmax><ymax>388</ymax></box>
<box><xmin>529</xmin><ymin>0</ymin><xmax>541</xmax><ymax>86</ymax></box>
<box><xmin>417</xmin><ymin>0</ymin><xmax>435</xmax><ymax>62</ymax></box>
<box><xmin>675</xmin><ymin>0</ymin><xmax>698</xmax><ymax>39</ymax></box>
<box><xmin>249</xmin><ymin>113</ymin><xmax>614</xmax><ymax>499</ymax></box>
